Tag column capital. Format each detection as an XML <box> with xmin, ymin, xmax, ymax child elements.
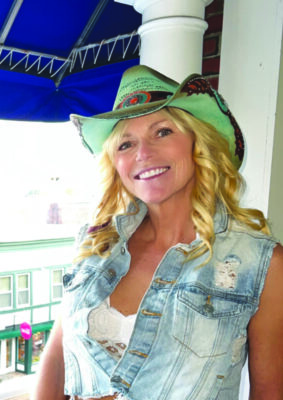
<box><xmin>138</xmin><ymin>16</ymin><xmax>208</xmax><ymax>36</ymax></box>
<box><xmin>115</xmin><ymin>0</ymin><xmax>214</xmax><ymax>19</ymax></box>
<box><xmin>115</xmin><ymin>0</ymin><xmax>213</xmax><ymax>81</ymax></box>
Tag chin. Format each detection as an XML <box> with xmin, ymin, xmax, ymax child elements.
<box><xmin>138</xmin><ymin>194</ymin><xmax>171</xmax><ymax>206</ymax></box>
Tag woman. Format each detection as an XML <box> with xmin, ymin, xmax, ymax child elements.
<box><xmin>33</xmin><ymin>66</ymin><xmax>283</xmax><ymax>400</ymax></box>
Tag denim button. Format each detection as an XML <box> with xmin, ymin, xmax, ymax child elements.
<box><xmin>203</xmin><ymin>303</ymin><xmax>214</xmax><ymax>314</ymax></box>
<box><xmin>108</xmin><ymin>268</ymin><xmax>116</xmax><ymax>278</ymax></box>
<box><xmin>121</xmin><ymin>246</ymin><xmax>126</xmax><ymax>255</ymax></box>
<box><xmin>203</xmin><ymin>295</ymin><xmax>214</xmax><ymax>314</ymax></box>
<box><xmin>107</xmin><ymin>268</ymin><xmax>117</xmax><ymax>284</ymax></box>
<box><xmin>112</xmin><ymin>375</ymin><xmax>121</xmax><ymax>383</ymax></box>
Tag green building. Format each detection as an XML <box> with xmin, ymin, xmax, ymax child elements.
<box><xmin>0</xmin><ymin>237</ymin><xmax>74</xmax><ymax>375</ymax></box>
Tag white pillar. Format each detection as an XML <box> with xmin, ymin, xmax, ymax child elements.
<box><xmin>219</xmin><ymin>0</ymin><xmax>283</xmax><ymax>215</ymax></box>
<box><xmin>268</xmin><ymin>43</ymin><xmax>283</xmax><ymax>241</ymax></box>
<box><xmin>220</xmin><ymin>2</ymin><xmax>283</xmax><ymax>398</ymax></box>
<box><xmin>115</xmin><ymin>0</ymin><xmax>213</xmax><ymax>82</ymax></box>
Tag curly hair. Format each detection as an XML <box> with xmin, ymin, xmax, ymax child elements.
<box><xmin>75</xmin><ymin>107</ymin><xmax>270</xmax><ymax>264</ymax></box>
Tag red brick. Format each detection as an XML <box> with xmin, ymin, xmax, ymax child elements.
<box><xmin>206</xmin><ymin>76</ymin><xmax>219</xmax><ymax>90</ymax></box>
<box><xmin>205</xmin><ymin>0</ymin><xmax>224</xmax><ymax>16</ymax></box>
<box><xmin>202</xmin><ymin>56</ymin><xmax>221</xmax><ymax>75</ymax></box>
<box><xmin>203</xmin><ymin>36</ymin><xmax>219</xmax><ymax>57</ymax></box>
<box><xmin>202</xmin><ymin>1</ymin><xmax>223</xmax><ymax>88</ymax></box>
<box><xmin>205</xmin><ymin>14</ymin><xmax>223</xmax><ymax>34</ymax></box>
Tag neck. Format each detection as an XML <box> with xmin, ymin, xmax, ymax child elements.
<box><xmin>141</xmin><ymin>198</ymin><xmax>196</xmax><ymax>249</ymax></box>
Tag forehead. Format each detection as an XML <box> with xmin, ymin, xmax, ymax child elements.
<box><xmin>120</xmin><ymin>110</ymin><xmax>172</xmax><ymax>134</ymax></box>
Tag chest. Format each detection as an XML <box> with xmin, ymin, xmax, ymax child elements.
<box><xmin>110</xmin><ymin>239</ymin><xmax>167</xmax><ymax>316</ymax></box>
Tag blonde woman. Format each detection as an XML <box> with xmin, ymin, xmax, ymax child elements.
<box><xmin>33</xmin><ymin>66</ymin><xmax>283</xmax><ymax>400</ymax></box>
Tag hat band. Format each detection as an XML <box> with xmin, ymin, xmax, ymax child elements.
<box><xmin>180</xmin><ymin>77</ymin><xmax>244</xmax><ymax>163</ymax></box>
<box><xmin>115</xmin><ymin>90</ymin><xmax>173</xmax><ymax>110</ymax></box>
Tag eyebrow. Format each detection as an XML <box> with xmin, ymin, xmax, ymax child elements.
<box><xmin>149</xmin><ymin>119</ymin><xmax>169</xmax><ymax>129</ymax></box>
<box><xmin>121</xmin><ymin>118</ymin><xmax>170</xmax><ymax>139</ymax></box>
<box><xmin>119</xmin><ymin>132</ymin><xmax>132</xmax><ymax>140</ymax></box>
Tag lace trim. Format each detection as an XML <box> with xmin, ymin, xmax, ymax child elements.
<box><xmin>87</xmin><ymin>298</ymin><xmax>137</xmax><ymax>360</ymax></box>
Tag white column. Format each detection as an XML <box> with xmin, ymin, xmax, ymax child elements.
<box><xmin>219</xmin><ymin>0</ymin><xmax>283</xmax><ymax>215</ymax></box>
<box><xmin>220</xmin><ymin>2</ymin><xmax>283</xmax><ymax>398</ymax></box>
<box><xmin>115</xmin><ymin>0</ymin><xmax>213</xmax><ymax>82</ymax></box>
<box><xmin>268</xmin><ymin>43</ymin><xmax>283</xmax><ymax>241</ymax></box>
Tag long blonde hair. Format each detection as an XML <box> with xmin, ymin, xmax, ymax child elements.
<box><xmin>75</xmin><ymin>107</ymin><xmax>270</xmax><ymax>263</ymax></box>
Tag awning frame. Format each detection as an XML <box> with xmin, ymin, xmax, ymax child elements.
<box><xmin>0</xmin><ymin>31</ymin><xmax>139</xmax><ymax>84</ymax></box>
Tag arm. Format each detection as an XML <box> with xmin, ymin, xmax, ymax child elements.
<box><xmin>31</xmin><ymin>316</ymin><xmax>69</xmax><ymax>400</ymax></box>
<box><xmin>248</xmin><ymin>244</ymin><xmax>283</xmax><ymax>400</ymax></box>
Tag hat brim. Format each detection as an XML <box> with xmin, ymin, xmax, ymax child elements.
<box><xmin>70</xmin><ymin>73</ymin><xmax>244</xmax><ymax>169</ymax></box>
<box><xmin>70</xmin><ymin>100</ymin><xmax>170</xmax><ymax>155</ymax></box>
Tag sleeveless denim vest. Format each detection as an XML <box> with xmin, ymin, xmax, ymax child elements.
<box><xmin>62</xmin><ymin>201</ymin><xmax>276</xmax><ymax>399</ymax></box>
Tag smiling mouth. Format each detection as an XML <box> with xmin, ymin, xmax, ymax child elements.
<box><xmin>134</xmin><ymin>167</ymin><xmax>170</xmax><ymax>180</ymax></box>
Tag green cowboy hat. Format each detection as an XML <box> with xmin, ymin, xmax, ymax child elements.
<box><xmin>70</xmin><ymin>65</ymin><xmax>244</xmax><ymax>169</ymax></box>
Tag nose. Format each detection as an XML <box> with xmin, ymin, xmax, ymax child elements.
<box><xmin>135</xmin><ymin>139</ymin><xmax>153</xmax><ymax>162</ymax></box>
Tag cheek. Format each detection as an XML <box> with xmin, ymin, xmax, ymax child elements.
<box><xmin>176</xmin><ymin>160</ymin><xmax>195</xmax><ymax>181</ymax></box>
<box><xmin>114</xmin><ymin>157</ymin><xmax>131</xmax><ymax>184</ymax></box>
<box><xmin>175</xmin><ymin>151</ymin><xmax>195</xmax><ymax>180</ymax></box>
<box><xmin>113</xmin><ymin>155</ymin><xmax>123</xmax><ymax>174</ymax></box>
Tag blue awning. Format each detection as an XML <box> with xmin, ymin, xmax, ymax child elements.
<box><xmin>0</xmin><ymin>0</ymin><xmax>141</xmax><ymax>121</ymax></box>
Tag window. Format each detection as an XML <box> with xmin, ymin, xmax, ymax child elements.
<box><xmin>0</xmin><ymin>276</ymin><xmax>13</xmax><ymax>309</ymax></box>
<box><xmin>17</xmin><ymin>336</ymin><xmax>25</xmax><ymax>364</ymax></box>
<box><xmin>6</xmin><ymin>339</ymin><xmax>13</xmax><ymax>368</ymax></box>
<box><xmin>32</xmin><ymin>332</ymin><xmax>45</xmax><ymax>364</ymax></box>
<box><xmin>52</xmin><ymin>269</ymin><xmax>64</xmax><ymax>300</ymax></box>
<box><xmin>17</xmin><ymin>273</ymin><xmax>30</xmax><ymax>307</ymax></box>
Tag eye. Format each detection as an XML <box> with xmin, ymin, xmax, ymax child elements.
<box><xmin>117</xmin><ymin>141</ymin><xmax>132</xmax><ymax>151</ymax></box>
<box><xmin>156</xmin><ymin>128</ymin><xmax>173</xmax><ymax>138</ymax></box>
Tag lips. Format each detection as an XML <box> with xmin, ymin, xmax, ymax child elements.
<box><xmin>134</xmin><ymin>166</ymin><xmax>170</xmax><ymax>180</ymax></box>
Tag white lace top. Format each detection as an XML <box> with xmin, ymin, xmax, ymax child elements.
<box><xmin>87</xmin><ymin>297</ymin><xmax>137</xmax><ymax>360</ymax></box>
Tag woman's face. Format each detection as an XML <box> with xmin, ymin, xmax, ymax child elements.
<box><xmin>113</xmin><ymin>111</ymin><xmax>195</xmax><ymax>206</ymax></box>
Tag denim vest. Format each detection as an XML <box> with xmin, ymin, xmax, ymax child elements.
<box><xmin>62</xmin><ymin>201</ymin><xmax>276</xmax><ymax>399</ymax></box>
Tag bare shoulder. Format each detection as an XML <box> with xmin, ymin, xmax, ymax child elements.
<box><xmin>264</xmin><ymin>243</ymin><xmax>283</xmax><ymax>296</ymax></box>
<box><xmin>255</xmin><ymin>242</ymin><xmax>283</xmax><ymax>313</ymax></box>
<box><xmin>270</xmin><ymin>242</ymin><xmax>283</xmax><ymax>265</ymax></box>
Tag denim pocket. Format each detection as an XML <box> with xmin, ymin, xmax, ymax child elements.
<box><xmin>173</xmin><ymin>284</ymin><xmax>249</xmax><ymax>358</ymax></box>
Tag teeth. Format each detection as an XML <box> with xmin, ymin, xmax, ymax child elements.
<box><xmin>138</xmin><ymin>167</ymin><xmax>168</xmax><ymax>179</ymax></box>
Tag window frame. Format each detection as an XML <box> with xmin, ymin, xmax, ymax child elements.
<box><xmin>0</xmin><ymin>275</ymin><xmax>13</xmax><ymax>310</ymax></box>
<box><xmin>16</xmin><ymin>273</ymin><xmax>30</xmax><ymax>308</ymax></box>
<box><xmin>51</xmin><ymin>268</ymin><xmax>64</xmax><ymax>301</ymax></box>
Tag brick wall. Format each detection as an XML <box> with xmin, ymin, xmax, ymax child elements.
<box><xmin>203</xmin><ymin>0</ymin><xmax>224</xmax><ymax>88</ymax></box>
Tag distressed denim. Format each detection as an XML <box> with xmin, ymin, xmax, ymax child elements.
<box><xmin>62</xmin><ymin>201</ymin><xmax>276</xmax><ymax>399</ymax></box>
